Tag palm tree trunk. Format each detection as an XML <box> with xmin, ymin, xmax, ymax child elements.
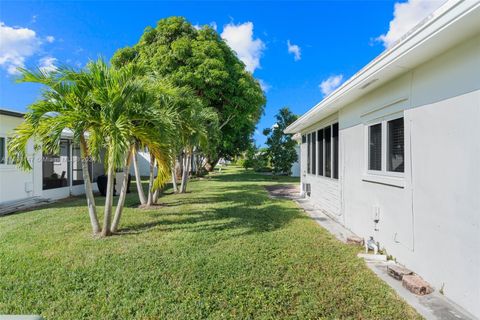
<box><xmin>111</xmin><ymin>147</ymin><xmax>133</xmax><ymax>233</ymax></box>
<box><xmin>171</xmin><ymin>161</ymin><xmax>178</xmax><ymax>193</ymax></box>
<box><xmin>146</xmin><ymin>154</ymin><xmax>155</xmax><ymax>206</ymax></box>
<box><xmin>153</xmin><ymin>189</ymin><xmax>160</xmax><ymax>203</ymax></box>
<box><xmin>101</xmin><ymin>164</ymin><xmax>115</xmax><ymax>237</ymax></box>
<box><xmin>204</xmin><ymin>156</ymin><xmax>219</xmax><ymax>172</ymax></box>
<box><xmin>179</xmin><ymin>153</ymin><xmax>184</xmax><ymax>182</ymax></box>
<box><xmin>79</xmin><ymin>135</ymin><xmax>101</xmax><ymax>235</ymax></box>
<box><xmin>132</xmin><ymin>147</ymin><xmax>146</xmax><ymax>205</ymax></box>
<box><xmin>180</xmin><ymin>151</ymin><xmax>191</xmax><ymax>193</ymax></box>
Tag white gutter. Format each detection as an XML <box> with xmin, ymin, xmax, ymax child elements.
<box><xmin>285</xmin><ymin>0</ymin><xmax>480</xmax><ymax>134</ymax></box>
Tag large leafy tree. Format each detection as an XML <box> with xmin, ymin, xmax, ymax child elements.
<box><xmin>263</xmin><ymin>107</ymin><xmax>299</xmax><ymax>175</ymax></box>
<box><xmin>111</xmin><ymin>16</ymin><xmax>266</xmax><ymax>169</ymax></box>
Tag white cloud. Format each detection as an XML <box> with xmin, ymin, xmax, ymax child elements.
<box><xmin>287</xmin><ymin>40</ymin><xmax>301</xmax><ymax>61</ymax></box>
<box><xmin>193</xmin><ymin>22</ymin><xmax>217</xmax><ymax>31</ymax></box>
<box><xmin>39</xmin><ymin>56</ymin><xmax>57</xmax><ymax>73</ymax></box>
<box><xmin>377</xmin><ymin>0</ymin><xmax>445</xmax><ymax>48</ymax></box>
<box><xmin>0</xmin><ymin>22</ymin><xmax>41</xmax><ymax>74</ymax></box>
<box><xmin>258</xmin><ymin>79</ymin><xmax>271</xmax><ymax>92</ymax></box>
<box><xmin>221</xmin><ymin>22</ymin><xmax>265</xmax><ymax>73</ymax></box>
<box><xmin>46</xmin><ymin>35</ymin><xmax>55</xmax><ymax>43</ymax></box>
<box><xmin>319</xmin><ymin>74</ymin><xmax>344</xmax><ymax>96</ymax></box>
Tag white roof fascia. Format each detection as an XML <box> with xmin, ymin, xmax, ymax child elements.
<box><xmin>285</xmin><ymin>0</ymin><xmax>480</xmax><ymax>134</ymax></box>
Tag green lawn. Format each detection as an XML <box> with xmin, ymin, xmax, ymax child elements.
<box><xmin>0</xmin><ymin>166</ymin><xmax>420</xmax><ymax>319</ymax></box>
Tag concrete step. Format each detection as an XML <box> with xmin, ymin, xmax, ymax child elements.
<box><xmin>387</xmin><ymin>264</ymin><xmax>413</xmax><ymax>280</ymax></box>
<box><xmin>346</xmin><ymin>235</ymin><xmax>364</xmax><ymax>245</ymax></box>
<box><xmin>357</xmin><ymin>253</ymin><xmax>387</xmax><ymax>262</ymax></box>
<box><xmin>402</xmin><ymin>275</ymin><xmax>434</xmax><ymax>295</ymax></box>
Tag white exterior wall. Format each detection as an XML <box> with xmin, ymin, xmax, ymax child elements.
<box><xmin>290</xmin><ymin>144</ymin><xmax>300</xmax><ymax>177</ymax></box>
<box><xmin>0</xmin><ymin>114</ymin><xmax>101</xmax><ymax>204</ymax></box>
<box><xmin>0</xmin><ymin>114</ymin><xmax>43</xmax><ymax>204</ymax></box>
<box><xmin>129</xmin><ymin>150</ymin><xmax>157</xmax><ymax>177</ymax></box>
<box><xmin>304</xmin><ymin>33</ymin><xmax>480</xmax><ymax>317</ymax></box>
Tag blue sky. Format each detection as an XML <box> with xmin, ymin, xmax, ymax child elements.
<box><xmin>0</xmin><ymin>1</ymin><xmax>442</xmax><ymax>145</ymax></box>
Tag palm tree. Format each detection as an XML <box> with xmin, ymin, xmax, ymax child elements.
<box><xmin>8</xmin><ymin>67</ymin><xmax>103</xmax><ymax>236</ymax></box>
<box><xmin>131</xmin><ymin>144</ymin><xmax>147</xmax><ymax>205</ymax></box>
<box><xmin>84</xmin><ymin>60</ymin><xmax>179</xmax><ymax>235</ymax></box>
<box><xmin>111</xmin><ymin>90</ymin><xmax>177</xmax><ymax>231</ymax></box>
<box><xmin>80</xmin><ymin>59</ymin><xmax>146</xmax><ymax>236</ymax></box>
<box><xmin>177</xmin><ymin>101</ymin><xmax>218</xmax><ymax>193</ymax></box>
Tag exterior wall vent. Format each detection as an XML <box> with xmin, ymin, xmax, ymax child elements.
<box><xmin>302</xmin><ymin>183</ymin><xmax>311</xmax><ymax>197</ymax></box>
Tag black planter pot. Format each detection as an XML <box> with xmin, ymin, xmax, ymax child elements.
<box><xmin>127</xmin><ymin>174</ymin><xmax>132</xmax><ymax>193</ymax></box>
<box><xmin>97</xmin><ymin>175</ymin><xmax>108</xmax><ymax>197</ymax></box>
<box><xmin>97</xmin><ymin>174</ymin><xmax>131</xmax><ymax>196</ymax></box>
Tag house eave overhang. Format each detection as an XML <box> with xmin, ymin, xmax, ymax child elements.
<box><xmin>285</xmin><ymin>0</ymin><xmax>480</xmax><ymax>134</ymax></box>
<box><xmin>0</xmin><ymin>108</ymin><xmax>25</xmax><ymax>118</ymax></box>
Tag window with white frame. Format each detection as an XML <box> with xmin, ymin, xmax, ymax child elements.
<box><xmin>311</xmin><ymin>131</ymin><xmax>316</xmax><ymax>175</ymax></box>
<box><xmin>307</xmin><ymin>133</ymin><xmax>311</xmax><ymax>174</ymax></box>
<box><xmin>6</xmin><ymin>137</ymin><xmax>17</xmax><ymax>165</ymax></box>
<box><xmin>368</xmin><ymin>123</ymin><xmax>382</xmax><ymax>171</ymax></box>
<box><xmin>317</xmin><ymin>129</ymin><xmax>323</xmax><ymax>176</ymax></box>
<box><xmin>387</xmin><ymin>118</ymin><xmax>404</xmax><ymax>172</ymax></box>
<box><xmin>305</xmin><ymin>122</ymin><xmax>339</xmax><ymax>180</ymax></box>
<box><xmin>0</xmin><ymin>137</ymin><xmax>5</xmax><ymax>164</ymax></box>
<box><xmin>332</xmin><ymin>123</ymin><xmax>339</xmax><ymax>179</ymax></box>
<box><xmin>367</xmin><ymin>116</ymin><xmax>404</xmax><ymax>174</ymax></box>
<box><xmin>324</xmin><ymin>126</ymin><xmax>332</xmax><ymax>177</ymax></box>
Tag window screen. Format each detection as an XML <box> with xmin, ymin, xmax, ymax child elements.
<box><xmin>324</xmin><ymin>126</ymin><xmax>331</xmax><ymax>177</ymax></box>
<box><xmin>317</xmin><ymin>129</ymin><xmax>323</xmax><ymax>176</ymax></box>
<box><xmin>307</xmin><ymin>133</ymin><xmax>311</xmax><ymax>174</ymax></box>
<box><xmin>332</xmin><ymin>123</ymin><xmax>339</xmax><ymax>179</ymax></box>
<box><xmin>387</xmin><ymin>117</ymin><xmax>404</xmax><ymax>172</ymax></box>
<box><xmin>0</xmin><ymin>137</ymin><xmax>4</xmax><ymax>164</ymax></box>
<box><xmin>369</xmin><ymin>123</ymin><xmax>382</xmax><ymax>171</ymax></box>
<box><xmin>311</xmin><ymin>131</ymin><xmax>316</xmax><ymax>175</ymax></box>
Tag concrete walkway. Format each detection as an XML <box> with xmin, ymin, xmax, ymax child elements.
<box><xmin>265</xmin><ymin>184</ymin><xmax>477</xmax><ymax>320</ymax></box>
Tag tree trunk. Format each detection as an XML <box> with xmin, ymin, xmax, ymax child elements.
<box><xmin>111</xmin><ymin>147</ymin><xmax>133</xmax><ymax>233</ymax></box>
<box><xmin>101</xmin><ymin>164</ymin><xmax>115</xmax><ymax>237</ymax></box>
<box><xmin>180</xmin><ymin>152</ymin><xmax>191</xmax><ymax>193</ymax></box>
<box><xmin>153</xmin><ymin>188</ymin><xmax>160</xmax><ymax>203</ymax></box>
<box><xmin>179</xmin><ymin>153</ymin><xmax>184</xmax><ymax>180</ymax></box>
<box><xmin>146</xmin><ymin>154</ymin><xmax>155</xmax><ymax>206</ymax></box>
<box><xmin>204</xmin><ymin>156</ymin><xmax>219</xmax><ymax>172</ymax></box>
<box><xmin>171</xmin><ymin>160</ymin><xmax>178</xmax><ymax>193</ymax></box>
<box><xmin>195</xmin><ymin>153</ymin><xmax>202</xmax><ymax>176</ymax></box>
<box><xmin>132</xmin><ymin>147</ymin><xmax>146</xmax><ymax>205</ymax></box>
<box><xmin>79</xmin><ymin>135</ymin><xmax>101</xmax><ymax>235</ymax></box>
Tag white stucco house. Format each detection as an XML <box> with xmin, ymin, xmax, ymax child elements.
<box><xmin>285</xmin><ymin>1</ymin><xmax>480</xmax><ymax>317</ymax></box>
<box><xmin>0</xmin><ymin>109</ymin><xmax>104</xmax><ymax>207</ymax></box>
<box><xmin>290</xmin><ymin>142</ymin><xmax>301</xmax><ymax>177</ymax></box>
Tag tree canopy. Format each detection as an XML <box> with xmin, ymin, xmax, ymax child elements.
<box><xmin>112</xmin><ymin>17</ymin><xmax>266</xmax><ymax>166</ymax></box>
<box><xmin>263</xmin><ymin>107</ymin><xmax>299</xmax><ymax>175</ymax></box>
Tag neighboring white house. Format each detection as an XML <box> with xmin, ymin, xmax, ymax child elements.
<box><xmin>129</xmin><ymin>149</ymin><xmax>156</xmax><ymax>177</ymax></box>
<box><xmin>0</xmin><ymin>109</ymin><xmax>104</xmax><ymax>205</ymax></box>
<box><xmin>285</xmin><ymin>1</ymin><xmax>480</xmax><ymax>318</ymax></box>
<box><xmin>290</xmin><ymin>135</ymin><xmax>301</xmax><ymax>177</ymax></box>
